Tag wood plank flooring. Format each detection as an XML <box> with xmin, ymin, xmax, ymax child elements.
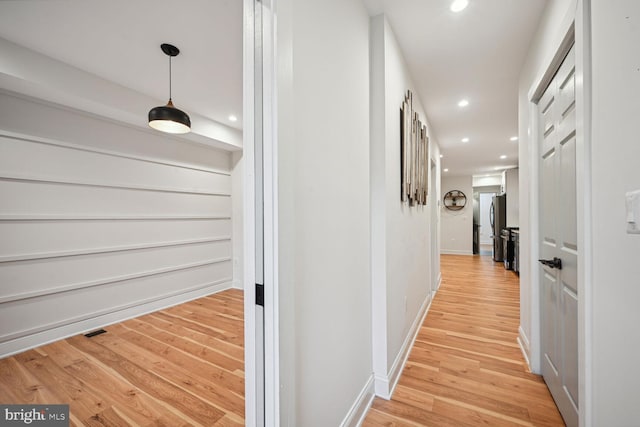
<box><xmin>363</xmin><ymin>255</ymin><xmax>565</xmax><ymax>426</ymax></box>
<box><xmin>0</xmin><ymin>289</ymin><xmax>244</xmax><ymax>426</ymax></box>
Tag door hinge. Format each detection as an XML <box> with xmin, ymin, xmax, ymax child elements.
<box><xmin>256</xmin><ymin>283</ymin><xmax>264</xmax><ymax>306</ymax></box>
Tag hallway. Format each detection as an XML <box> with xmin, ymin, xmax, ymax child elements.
<box><xmin>363</xmin><ymin>255</ymin><xmax>564</xmax><ymax>426</ymax></box>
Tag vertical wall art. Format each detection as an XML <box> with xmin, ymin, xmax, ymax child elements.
<box><xmin>400</xmin><ymin>90</ymin><xmax>429</xmax><ymax>206</ymax></box>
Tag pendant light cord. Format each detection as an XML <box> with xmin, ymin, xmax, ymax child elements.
<box><xmin>168</xmin><ymin>55</ymin><xmax>173</xmax><ymax>102</ymax></box>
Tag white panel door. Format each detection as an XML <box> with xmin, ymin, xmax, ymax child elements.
<box><xmin>538</xmin><ymin>45</ymin><xmax>578</xmax><ymax>427</ymax></box>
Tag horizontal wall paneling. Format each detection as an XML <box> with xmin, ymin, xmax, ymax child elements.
<box><xmin>0</xmin><ymin>96</ymin><xmax>236</xmax><ymax>357</ymax></box>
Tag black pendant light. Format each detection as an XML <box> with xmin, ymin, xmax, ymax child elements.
<box><xmin>148</xmin><ymin>43</ymin><xmax>191</xmax><ymax>134</ymax></box>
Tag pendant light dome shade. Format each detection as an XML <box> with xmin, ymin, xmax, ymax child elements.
<box><xmin>149</xmin><ymin>99</ymin><xmax>191</xmax><ymax>134</ymax></box>
<box><xmin>148</xmin><ymin>43</ymin><xmax>191</xmax><ymax>134</ymax></box>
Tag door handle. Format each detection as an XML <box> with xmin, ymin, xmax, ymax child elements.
<box><xmin>538</xmin><ymin>257</ymin><xmax>562</xmax><ymax>270</ymax></box>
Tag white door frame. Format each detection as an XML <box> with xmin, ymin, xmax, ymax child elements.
<box><xmin>242</xmin><ymin>0</ymin><xmax>258</xmax><ymax>424</ymax></box>
<box><xmin>430</xmin><ymin>159</ymin><xmax>439</xmax><ymax>293</ymax></box>
<box><xmin>526</xmin><ymin>0</ymin><xmax>592</xmax><ymax>425</ymax></box>
<box><xmin>243</xmin><ymin>0</ymin><xmax>279</xmax><ymax>425</ymax></box>
<box><xmin>260</xmin><ymin>1</ymin><xmax>279</xmax><ymax>425</ymax></box>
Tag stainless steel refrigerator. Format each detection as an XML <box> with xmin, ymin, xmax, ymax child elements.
<box><xmin>490</xmin><ymin>194</ymin><xmax>507</xmax><ymax>262</ymax></box>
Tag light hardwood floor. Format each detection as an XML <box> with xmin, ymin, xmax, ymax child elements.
<box><xmin>363</xmin><ymin>255</ymin><xmax>565</xmax><ymax>427</ymax></box>
<box><xmin>0</xmin><ymin>289</ymin><xmax>244</xmax><ymax>426</ymax></box>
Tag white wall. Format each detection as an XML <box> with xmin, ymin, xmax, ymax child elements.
<box><xmin>505</xmin><ymin>168</ymin><xmax>520</xmax><ymax>226</ymax></box>
<box><xmin>590</xmin><ymin>1</ymin><xmax>640</xmax><ymax>424</ymax></box>
<box><xmin>276</xmin><ymin>0</ymin><xmax>373</xmax><ymax>425</ymax></box>
<box><xmin>440</xmin><ymin>175</ymin><xmax>473</xmax><ymax>255</ymax></box>
<box><xmin>231</xmin><ymin>151</ymin><xmax>244</xmax><ymax>289</ymax></box>
<box><xmin>473</xmin><ymin>174</ymin><xmax>502</xmax><ymax>187</ymax></box>
<box><xmin>370</xmin><ymin>15</ymin><xmax>440</xmax><ymax>398</ymax></box>
<box><xmin>0</xmin><ymin>91</ymin><xmax>233</xmax><ymax>357</ymax></box>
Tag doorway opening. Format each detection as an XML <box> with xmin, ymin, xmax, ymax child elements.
<box><xmin>472</xmin><ymin>182</ymin><xmax>501</xmax><ymax>256</ymax></box>
<box><xmin>0</xmin><ymin>0</ymin><xmax>253</xmax><ymax>424</ymax></box>
<box><xmin>479</xmin><ymin>192</ymin><xmax>495</xmax><ymax>256</ymax></box>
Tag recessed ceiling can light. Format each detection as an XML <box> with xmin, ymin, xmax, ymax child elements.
<box><xmin>450</xmin><ymin>0</ymin><xmax>469</xmax><ymax>13</ymax></box>
<box><xmin>148</xmin><ymin>43</ymin><xmax>191</xmax><ymax>134</ymax></box>
<box><xmin>458</xmin><ymin>99</ymin><xmax>469</xmax><ymax>107</ymax></box>
<box><xmin>229</xmin><ymin>115</ymin><xmax>238</xmax><ymax>122</ymax></box>
<box><xmin>440</xmin><ymin>154</ymin><xmax>444</xmax><ymax>158</ymax></box>
<box><xmin>461</xmin><ymin>137</ymin><xmax>469</xmax><ymax>143</ymax></box>
<box><xmin>444</xmin><ymin>168</ymin><xmax>449</xmax><ymax>172</ymax></box>
<box><xmin>500</xmin><ymin>155</ymin><xmax>507</xmax><ymax>159</ymax></box>
<box><xmin>510</xmin><ymin>136</ymin><xmax>518</xmax><ymax>141</ymax></box>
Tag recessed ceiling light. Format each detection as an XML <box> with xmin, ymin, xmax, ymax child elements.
<box><xmin>461</xmin><ymin>137</ymin><xmax>469</xmax><ymax>143</ymax></box>
<box><xmin>444</xmin><ymin>168</ymin><xmax>449</xmax><ymax>172</ymax></box>
<box><xmin>458</xmin><ymin>99</ymin><xmax>469</xmax><ymax>107</ymax></box>
<box><xmin>500</xmin><ymin>155</ymin><xmax>507</xmax><ymax>159</ymax></box>
<box><xmin>510</xmin><ymin>136</ymin><xmax>518</xmax><ymax>141</ymax></box>
<box><xmin>450</xmin><ymin>0</ymin><xmax>469</xmax><ymax>13</ymax></box>
<box><xmin>440</xmin><ymin>154</ymin><xmax>444</xmax><ymax>158</ymax></box>
<box><xmin>228</xmin><ymin>115</ymin><xmax>238</xmax><ymax>122</ymax></box>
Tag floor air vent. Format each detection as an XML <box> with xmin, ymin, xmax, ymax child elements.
<box><xmin>84</xmin><ymin>329</ymin><xmax>107</xmax><ymax>338</ymax></box>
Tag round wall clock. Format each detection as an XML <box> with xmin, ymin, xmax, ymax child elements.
<box><xmin>443</xmin><ymin>190</ymin><xmax>467</xmax><ymax>211</ymax></box>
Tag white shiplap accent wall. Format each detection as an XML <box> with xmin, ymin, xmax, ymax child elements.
<box><xmin>0</xmin><ymin>92</ymin><xmax>234</xmax><ymax>357</ymax></box>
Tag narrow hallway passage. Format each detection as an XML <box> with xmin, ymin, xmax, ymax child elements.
<box><xmin>363</xmin><ymin>255</ymin><xmax>564</xmax><ymax>426</ymax></box>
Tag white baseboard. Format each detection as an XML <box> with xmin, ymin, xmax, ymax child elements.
<box><xmin>340</xmin><ymin>374</ymin><xmax>375</xmax><ymax>427</ymax></box>
<box><xmin>440</xmin><ymin>249</ymin><xmax>474</xmax><ymax>255</ymax></box>
<box><xmin>517</xmin><ymin>325</ymin><xmax>531</xmax><ymax>371</ymax></box>
<box><xmin>0</xmin><ymin>281</ymin><xmax>233</xmax><ymax>358</ymax></box>
<box><xmin>232</xmin><ymin>280</ymin><xmax>244</xmax><ymax>290</ymax></box>
<box><xmin>374</xmin><ymin>293</ymin><xmax>431</xmax><ymax>400</ymax></box>
<box><xmin>373</xmin><ymin>373</ymin><xmax>390</xmax><ymax>398</ymax></box>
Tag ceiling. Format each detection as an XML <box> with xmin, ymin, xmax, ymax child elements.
<box><xmin>0</xmin><ymin>0</ymin><xmax>243</xmax><ymax>130</ymax></box>
<box><xmin>0</xmin><ymin>0</ymin><xmax>546</xmax><ymax>176</ymax></box>
<box><xmin>364</xmin><ymin>0</ymin><xmax>547</xmax><ymax>176</ymax></box>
